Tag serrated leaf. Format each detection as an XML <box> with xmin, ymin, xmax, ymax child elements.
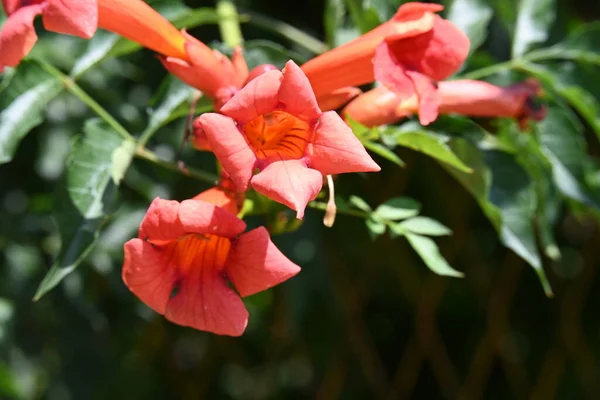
<box><xmin>512</xmin><ymin>0</ymin><xmax>556</xmax><ymax>58</ymax></box>
<box><xmin>394</xmin><ymin>131</ymin><xmax>473</xmax><ymax>173</ymax></box>
<box><xmin>395</xmin><ymin>217</ymin><xmax>452</xmax><ymax>236</ymax></box>
<box><xmin>142</xmin><ymin>76</ymin><xmax>196</xmax><ymax>139</ymax></box>
<box><xmin>374</xmin><ymin>197</ymin><xmax>421</xmax><ymax>221</ymax></box>
<box><xmin>405</xmin><ymin>233</ymin><xmax>463</xmax><ymax>277</ymax></box>
<box><xmin>349</xmin><ymin>195</ymin><xmax>372</xmax><ymax>212</ymax></box>
<box><xmin>444</xmin><ymin>0</ymin><xmax>493</xmax><ymax>54</ymax></box>
<box><xmin>0</xmin><ymin>61</ymin><xmax>63</xmax><ymax>164</ymax></box>
<box><xmin>34</xmin><ymin>120</ymin><xmax>135</xmax><ymax>300</ymax></box>
<box><xmin>361</xmin><ymin>141</ymin><xmax>405</xmax><ymax>167</ymax></box>
<box><xmin>437</xmin><ymin>120</ymin><xmax>552</xmax><ymax>295</ymax></box>
<box><xmin>537</xmin><ymin>106</ymin><xmax>600</xmax><ymax>208</ymax></box>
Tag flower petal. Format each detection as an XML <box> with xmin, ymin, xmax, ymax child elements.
<box><xmin>138</xmin><ymin>197</ymin><xmax>246</xmax><ymax>241</ymax></box>
<box><xmin>308</xmin><ymin>111</ymin><xmax>381</xmax><ymax>175</ymax></box>
<box><xmin>198</xmin><ymin>113</ymin><xmax>257</xmax><ymax>191</ymax></box>
<box><xmin>0</xmin><ymin>4</ymin><xmax>43</xmax><ymax>68</ymax></box>
<box><xmin>178</xmin><ymin>198</ymin><xmax>245</xmax><ymax>238</ymax></box>
<box><xmin>220</xmin><ymin>69</ymin><xmax>282</xmax><ymax>124</ymax></box>
<box><xmin>373</xmin><ymin>41</ymin><xmax>415</xmax><ymax>100</ymax></box>
<box><xmin>406</xmin><ymin>70</ymin><xmax>439</xmax><ymax>125</ymax></box>
<box><xmin>251</xmin><ymin>159</ymin><xmax>323</xmax><ymax>219</ymax></box>
<box><xmin>43</xmin><ymin>0</ymin><xmax>98</xmax><ymax>38</ymax></box>
<box><xmin>165</xmin><ymin>259</ymin><xmax>249</xmax><ymax>336</ymax></box>
<box><xmin>227</xmin><ymin>226</ymin><xmax>301</xmax><ymax>297</ymax></box>
<box><xmin>122</xmin><ymin>238</ymin><xmax>178</xmax><ymax>315</ymax></box>
<box><xmin>278</xmin><ymin>60</ymin><xmax>321</xmax><ymax>120</ymax></box>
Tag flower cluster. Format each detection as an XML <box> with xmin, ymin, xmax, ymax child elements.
<box><xmin>0</xmin><ymin>0</ymin><xmax>547</xmax><ymax>335</ymax></box>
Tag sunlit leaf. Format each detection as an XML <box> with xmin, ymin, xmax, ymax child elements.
<box><xmin>361</xmin><ymin>141</ymin><xmax>405</xmax><ymax>167</ymax></box>
<box><xmin>512</xmin><ymin>0</ymin><xmax>555</xmax><ymax>58</ymax></box>
<box><xmin>374</xmin><ymin>197</ymin><xmax>421</xmax><ymax>221</ymax></box>
<box><xmin>34</xmin><ymin>120</ymin><xmax>135</xmax><ymax>300</ymax></box>
<box><xmin>0</xmin><ymin>61</ymin><xmax>63</xmax><ymax>164</ymax></box>
<box><xmin>349</xmin><ymin>195</ymin><xmax>372</xmax><ymax>212</ymax></box>
<box><xmin>392</xmin><ymin>130</ymin><xmax>473</xmax><ymax>173</ymax></box>
<box><xmin>405</xmin><ymin>233</ymin><xmax>463</xmax><ymax>277</ymax></box>
<box><xmin>394</xmin><ymin>216</ymin><xmax>452</xmax><ymax>236</ymax></box>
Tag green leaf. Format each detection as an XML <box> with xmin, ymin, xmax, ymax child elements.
<box><xmin>405</xmin><ymin>233</ymin><xmax>463</xmax><ymax>277</ymax></box>
<box><xmin>142</xmin><ymin>76</ymin><xmax>196</xmax><ymax>139</ymax></box>
<box><xmin>512</xmin><ymin>0</ymin><xmax>556</xmax><ymax>58</ymax></box>
<box><xmin>442</xmin><ymin>137</ymin><xmax>552</xmax><ymax>296</ymax></box>
<box><xmin>349</xmin><ymin>195</ymin><xmax>372</xmax><ymax>212</ymax></box>
<box><xmin>444</xmin><ymin>0</ymin><xmax>493</xmax><ymax>54</ymax></box>
<box><xmin>395</xmin><ymin>217</ymin><xmax>452</xmax><ymax>236</ymax></box>
<box><xmin>394</xmin><ymin>130</ymin><xmax>473</xmax><ymax>173</ymax></box>
<box><xmin>537</xmin><ymin>106</ymin><xmax>600</xmax><ymax>208</ymax></box>
<box><xmin>34</xmin><ymin>120</ymin><xmax>135</xmax><ymax>300</ymax></box>
<box><xmin>324</xmin><ymin>0</ymin><xmax>346</xmax><ymax>48</ymax></box>
<box><xmin>344</xmin><ymin>0</ymin><xmax>383</xmax><ymax>34</ymax></box>
<box><xmin>366</xmin><ymin>216</ymin><xmax>386</xmax><ymax>239</ymax></box>
<box><xmin>374</xmin><ymin>197</ymin><xmax>421</xmax><ymax>221</ymax></box>
<box><xmin>361</xmin><ymin>141</ymin><xmax>405</xmax><ymax>167</ymax></box>
<box><xmin>520</xmin><ymin>62</ymin><xmax>600</xmax><ymax>140</ymax></box>
<box><xmin>0</xmin><ymin>61</ymin><xmax>63</xmax><ymax>164</ymax></box>
<box><xmin>243</xmin><ymin>40</ymin><xmax>308</xmax><ymax>69</ymax></box>
<box><xmin>536</xmin><ymin>22</ymin><xmax>600</xmax><ymax>65</ymax></box>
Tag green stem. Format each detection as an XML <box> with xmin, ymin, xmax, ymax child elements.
<box><xmin>459</xmin><ymin>48</ymin><xmax>562</xmax><ymax>80</ymax></box>
<box><xmin>38</xmin><ymin>60</ymin><xmax>134</xmax><ymax>142</ymax></box>
<box><xmin>135</xmin><ymin>148</ymin><xmax>219</xmax><ymax>183</ymax></box>
<box><xmin>216</xmin><ymin>0</ymin><xmax>243</xmax><ymax>47</ymax></box>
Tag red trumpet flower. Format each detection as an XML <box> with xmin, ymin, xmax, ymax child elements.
<box><xmin>195</xmin><ymin>61</ymin><xmax>380</xmax><ymax>218</ymax></box>
<box><xmin>301</xmin><ymin>2</ymin><xmax>470</xmax><ymax>125</ymax></box>
<box><xmin>123</xmin><ymin>198</ymin><xmax>300</xmax><ymax>336</ymax></box>
<box><xmin>343</xmin><ymin>79</ymin><xmax>546</xmax><ymax>128</ymax></box>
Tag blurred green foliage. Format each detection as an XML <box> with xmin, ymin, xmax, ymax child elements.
<box><xmin>1</xmin><ymin>0</ymin><xmax>600</xmax><ymax>398</ymax></box>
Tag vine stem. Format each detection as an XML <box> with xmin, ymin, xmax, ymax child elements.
<box><xmin>135</xmin><ymin>148</ymin><xmax>220</xmax><ymax>183</ymax></box>
<box><xmin>459</xmin><ymin>48</ymin><xmax>562</xmax><ymax>80</ymax></box>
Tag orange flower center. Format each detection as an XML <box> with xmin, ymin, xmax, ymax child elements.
<box><xmin>163</xmin><ymin>234</ymin><xmax>232</xmax><ymax>277</ymax></box>
<box><xmin>243</xmin><ymin>111</ymin><xmax>311</xmax><ymax>162</ymax></box>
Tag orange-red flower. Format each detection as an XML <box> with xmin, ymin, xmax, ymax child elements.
<box><xmin>123</xmin><ymin>197</ymin><xmax>300</xmax><ymax>336</ymax></box>
<box><xmin>195</xmin><ymin>61</ymin><xmax>380</xmax><ymax>218</ymax></box>
<box><xmin>343</xmin><ymin>79</ymin><xmax>546</xmax><ymax>128</ymax></box>
<box><xmin>301</xmin><ymin>2</ymin><xmax>470</xmax><ymax>125</ymax></box>
<box><xmin>0</xmin><ymin>0</ymin><xmax>97</xmax><ymax>70</ymax></box>
<box><xmin>96</xmin><ymin>0</ymin><xmax>247</xmax><ymax>108</ymax></box>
